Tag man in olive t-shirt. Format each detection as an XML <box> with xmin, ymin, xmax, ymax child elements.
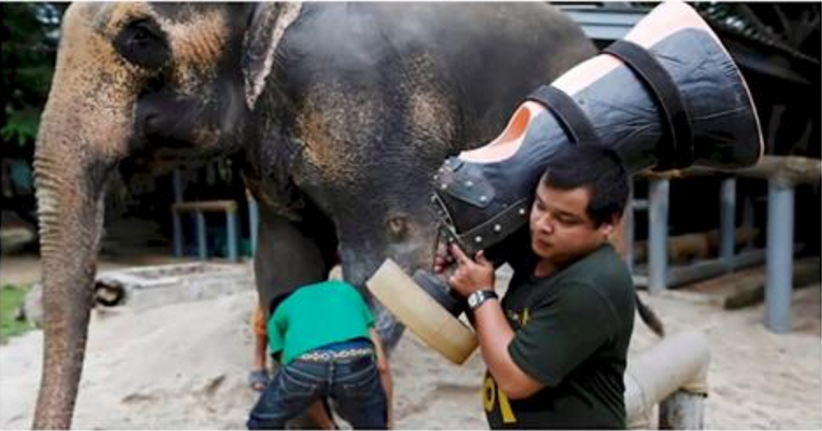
<box><xmin>440</xmin><ymin>145</ymin><xmax>636</xmax><ymax>429</ymax></box>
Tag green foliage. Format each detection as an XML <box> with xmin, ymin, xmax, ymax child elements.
<box><xmin>0</xmin><ymin>284</ymin><xmax>32</xmax><ymax>343</ymax></box>
<box><xmin>3</xmin><ymin>108</ymin><xmax>41</xmax><ymax>146</ymax></box>
<box><xmin>1</xmin><ymin>3</ymin><xmax>63</xmax><ymax>149</ymax></box>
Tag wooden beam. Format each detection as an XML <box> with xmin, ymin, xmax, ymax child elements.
<box><xmin>679</xmin><ymin>258</ymin><xmax>820</xmax><ymax>309</ymax></box>
<box><xmin>637</xmin><ymin>155</ymin><xmax>821</xmax><ymax>185</ymax></box>
<box><xmin>634</xmin><ymin>227</ymin><xmax>760</xmax><ymax>263</ymax></box>
<box><xmin>172</xmin><ymin>200</ymin><xmax>238</xmax><ymax>213</ymax></box>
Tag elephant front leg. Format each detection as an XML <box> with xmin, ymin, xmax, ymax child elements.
<box><xmin>253</xmin><ymin>215</ymin><xmax>335</xmax><ymax>317</ymax></box>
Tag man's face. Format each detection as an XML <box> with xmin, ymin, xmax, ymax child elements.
<box><xmin>529</xmin><ymin>182</ymin><xmax>616</xmax><ymax>267</ymax></box>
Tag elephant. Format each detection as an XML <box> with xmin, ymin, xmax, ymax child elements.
<box><xmin>32</xmin><ymin>2</ymin><xmax>596</xmax><ymax>428</ymax></box>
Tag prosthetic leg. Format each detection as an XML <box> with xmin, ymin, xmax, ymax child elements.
<box><xmin>368</xmin><ymin>2</ymin><xmax>764</xmax><ymax>364</ymax></box>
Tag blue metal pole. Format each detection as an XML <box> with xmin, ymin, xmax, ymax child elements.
<box><xmin>765</xmin><ymin>180</ymin><xmax>795</xmax><ymax>333</ymax></box>
<box><xmin>742</xmin><ymin>194</ymin><xmax>755</xmax><ymax>250</ymax></box>
<box><xmin>649</xmin><ymin>179</ymin><xmax>669</xmax><ymax>292</ymax></box>
<box><xmin>720</xmin><ymin>177</ymin><xmax>736</xmax><ymax>269</ymax></box>
<box><xmin>249</xmin><ymin>196</ymin><xmax>259</xmax><ymax>255</ymax></box>
<box><xmin>196</xmin><ymin>211</ymin><xmax>208</xmax><ymax>260</ymax></box>
<box><xmin>227</xmin><ymin>210</ymin><xmax>239</xmax><ymax>261</ymax></box>
<box><xmin>173</xmin><ymin>169</ymin><xmax>184</xmax><ymax>202</ymax></box>
<box><xmin>172</xmin><ymin>212</ymin><xmax>184</xmax><ymax>257</ymax></box>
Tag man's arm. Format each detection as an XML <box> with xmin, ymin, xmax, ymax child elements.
<box><xmin>370</xmin><ymin>327</ymin><xmax>393</xmax><ymax>428</ymax></box>
<box><xmin>471</xmin><ymin>299</ymin><xmax>544</xmax><ymax>399</ymax></box>
<box><xmin>447</xmin><ymin>245</ymin><xmax>544</xmax><ymax>400</ymax></box>
<box><xmin>253</xmin><ymin>331</ymin><xmax>268</xmax><ymax>372</ymax></box>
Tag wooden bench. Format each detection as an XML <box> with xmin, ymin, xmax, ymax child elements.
<box><xmin>172</xmin><ymin>200</ymin><xmax>239</xmax><ymax>261</ymax></box>
<box><xmin>629</xmin><ymin>155</ymin><xmax>821</xmax><ymax>333</ymax></box>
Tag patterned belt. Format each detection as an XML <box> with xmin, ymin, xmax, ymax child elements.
<box><xmin>297</xmin><ymin>347</ymin><xmax>374</xmax><ymax>362</ymax></box>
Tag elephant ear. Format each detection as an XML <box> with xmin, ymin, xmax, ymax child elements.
<box><xmin>243</xmin><ymin>2</ymin><xmax>303</xmax><ymax>110</ymax></box>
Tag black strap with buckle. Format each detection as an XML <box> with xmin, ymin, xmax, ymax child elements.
<box><xmin>526</xmin><ymin>85</ymin><xmax>602</xmax><ymax>146</ymax></box>
<box><xmin>603</xmin><ymin>39</ymin><xmax>694</xmax><ymax>171</ymax></box>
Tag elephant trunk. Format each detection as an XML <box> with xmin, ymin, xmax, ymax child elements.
<box><xmin>32</xmin><ymin>105</ymin><xmax>123</xmax><ymax>428</ymax></box>
<box><xmin>32</xmin><ymin>148</ymin><xmax>109</xmax><ymax>429</ymax></box>
<box><xmin>31</xmin><ymin>18</ymin><xmax>132</xmax><ymax>424</ymax></box>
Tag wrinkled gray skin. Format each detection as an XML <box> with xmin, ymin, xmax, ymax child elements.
<box><xmin>33</xmin><ymin>3</ymin><xmax>595</xmax><ymax>428</ymax></box>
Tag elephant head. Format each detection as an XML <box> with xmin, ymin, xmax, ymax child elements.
<box><xmin>32</xmin><ymin>3</ymin><xmax>301</xmax><ymax>428</ymax></box>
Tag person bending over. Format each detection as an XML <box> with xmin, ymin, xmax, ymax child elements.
<box><xmin>247</xmin><ymin>280</ymin><xmax>393</xmax><ymax>429</ymax></box>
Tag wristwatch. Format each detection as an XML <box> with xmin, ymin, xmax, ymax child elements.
<box><xmin>467</xmin><ymin>289</ymin><xmax>498</xmax><ymax>311</ymax></box>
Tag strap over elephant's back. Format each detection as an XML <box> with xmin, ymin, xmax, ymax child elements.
<box><xmin>432</xmin><ymin>2</ymin><xmax>763</xmax><ymax>257</ymax></box>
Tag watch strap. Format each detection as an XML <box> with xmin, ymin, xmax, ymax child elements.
<box><xmin>468</xmin><ymin>289</ymin><xmax>498</xmax><ymax>310</ymax></box>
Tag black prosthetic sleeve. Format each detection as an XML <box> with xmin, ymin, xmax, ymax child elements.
<box><xmin>526</xmin><ymin>85</ymin><xmax>602</xmax><ymax>147</ymax></box>
<box><xmin>432</xmin><ymin>27</ymin><xmax>761</xmax><ymax>257</ymax></box>
<box><xmin>603</xmin><ymin>39</ymin><xmax>694</xmax><ymax>171</ymax></box>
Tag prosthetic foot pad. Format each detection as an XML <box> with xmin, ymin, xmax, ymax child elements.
<box><xmin>367</xmin><ymin>259</ymin><xmax>478</xmax><ymax>365</ymax></box>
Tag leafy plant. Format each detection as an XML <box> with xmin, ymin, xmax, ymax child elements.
<box><xmin>1</xmin><ymin>3</ymin><xmax>64</xmax><ymax>149</ymax></box>
<box><xmin>0</xmin><ymin>284</ymin><xmax>31</xmax><ymax>343</ymax></box>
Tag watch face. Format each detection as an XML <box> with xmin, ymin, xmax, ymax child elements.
<box><xmin>468</xmin><ymin>293</ymin><xmax>479</xmax><ymax>308</ymax></box>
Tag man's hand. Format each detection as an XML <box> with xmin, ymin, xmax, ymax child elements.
<box><xmin>447</xmin><ymin>244</ymin><xmax>495</xmax><ymax>298</ymax></box>
<box><xmin>433</xmin><ymin>241</ymin><xmax>455</xmax><ymax>273</ymax></box>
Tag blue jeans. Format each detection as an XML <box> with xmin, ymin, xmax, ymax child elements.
<box><xmin>247</xmin><ymin>349</ymin><xmax>387</xmax><ymax>429</ymax></box>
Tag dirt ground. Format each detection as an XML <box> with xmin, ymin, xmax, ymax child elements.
<box><xmin>0</xmin><ymin>255</ymin><xmax>819</xmax><ymax>429</ymax></box>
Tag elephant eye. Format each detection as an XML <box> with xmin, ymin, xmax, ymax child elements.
<box><xmin>114</xmin><ymin>19</ymin><xmax>170</xmax><ymax>70</ymax></box>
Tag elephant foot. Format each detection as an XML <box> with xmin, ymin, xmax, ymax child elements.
<box><xmin>372</xmin><ymin>300</ymin><xmax>406</xmax><ymax>354</ymax></box>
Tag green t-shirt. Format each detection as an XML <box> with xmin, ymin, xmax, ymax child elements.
<box><xmin>484</xmin><ymin>243</ymin><xmax>636</xmax><ymax>429</ymax></box>
<box><xmin>267</xmin><ymin>280</ymin><xmax>375</xmax><ymax>365</ymax></box>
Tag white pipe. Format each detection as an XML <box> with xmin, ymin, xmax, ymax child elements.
<box><xmin>625</xmin><ymin>331</ymin><xmax>710</xmax><ymax>428</ymax></box>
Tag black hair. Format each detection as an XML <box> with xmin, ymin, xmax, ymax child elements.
<box><xmin>540</xmin><ymin>145</ymin><xmax>629</xmax><ymax>227</ymax></box>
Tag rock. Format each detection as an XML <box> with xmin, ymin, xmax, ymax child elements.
<box><xmin>91</xmin><ymin>262</ymin><xmax>254</xmax><ymax>312</ymax></box>
<box><xmin>22</xmin><ymin>262</ymin><xmax>254</xmax><ymax>328</ymax></box>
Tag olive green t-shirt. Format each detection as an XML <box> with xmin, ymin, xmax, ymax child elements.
<box><xmin>484</xmin><ymin>243</ymin><xmax>636</xmax><ymax>429</ymax></box>
<box><xmin>267</xmin><ymin>280</ymin><xmax>375</xmax><ymax>364</ymax></box>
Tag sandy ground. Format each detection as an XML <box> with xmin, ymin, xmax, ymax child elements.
<box><xmin>0</xmin><ymin>255</ymin><xmax>819</xmax><ymax>429</ymax></box>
